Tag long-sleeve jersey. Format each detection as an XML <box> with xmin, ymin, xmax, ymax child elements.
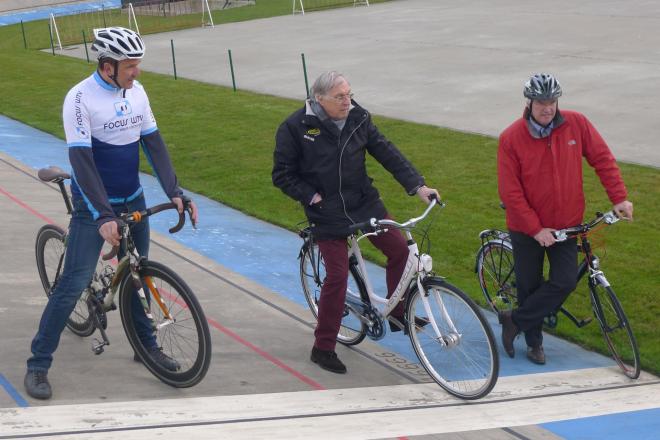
<box><xmin>63</xmin><ymin>71</ymin><xmax>182</xmax><ymax>226</ymax></box>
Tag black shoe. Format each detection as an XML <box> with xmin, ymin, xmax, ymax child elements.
<box><xmin>24</xmin><ymin>369</ymin><xmax>52</xmax><ymax>400</ymax></box>
<box><xmin>498</xmin><ymin>310</ymin><xmax>519</xmax><ymax>358</ymax></box>
<box><xmin>389</xmin><ymin>316</ymin><xmax>430</xmax><ymax>335</ymax></box>
<box><xmin>310</xmin><ymin>347</ymin><xmax>346</xmax><ymax>374</ymax></box>
<box><xmin>527</xmin><ymin>345</ymin><xmax>546</xmax><ymax>365</ymax></box>
<box><xmin>139</xmin><ymin>347</ymin><xmax>181</xmax><ymax>372</ymax></box>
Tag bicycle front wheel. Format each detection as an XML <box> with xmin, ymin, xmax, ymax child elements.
<box><xmin>35</xmin><ymin>224</ymin><xmax>95</xmax><ymax>337</ymax></box>
<box><xmin>119</xmin><ymin>260</ymin><xmax>212</xmax><ymax>388</ymax></box>
<box><xmin>590</xmin><ymin>282</ymin><xmax>640</xmax><ymax>379</ymax></box>
<box><xmin>476</xmin><ymin>240</ymin><xmax>517</xmax><ymax>314</ymax></box>
<box><xmin>407</xmin><ymin>278</ymin><xmax>499</xmax><ymax>399</ymax></box>
<box><xmin>300</xmin><ymin>242</ymin><xmax>367</xmax><ymax>346</ymax></box>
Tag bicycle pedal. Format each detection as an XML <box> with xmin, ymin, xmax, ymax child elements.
<box><xmin>92</xmin><ymin>339</ymin><xmax>107</xmax><ymax>355</ymax></box>
<box><xmin>577</xmin><ymin>317</ymin><xmax>593</xmax><ymax>327</ymax></box>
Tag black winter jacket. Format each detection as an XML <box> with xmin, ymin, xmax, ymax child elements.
<box><xmin>272</xmin><ymin>100</ymin><xmax>424</xmax><ymax>239</ymax></box>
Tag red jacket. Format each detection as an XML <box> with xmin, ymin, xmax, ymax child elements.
<box><xmin>498</xmin><ymin>109</ymin><xmax>627</xmax><ymax>237</ymax></box>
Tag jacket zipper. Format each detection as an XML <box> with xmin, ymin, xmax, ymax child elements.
<box><xmin>338</xmin><ymin>113</ymin><xmax>368</xmax><ymax>225</ymax></box>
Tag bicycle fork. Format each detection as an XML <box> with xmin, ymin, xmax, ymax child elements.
<box><xmin>417</xmin><ymin>277</ymin><xmax>461</xmax><ymax>348</ymax></box>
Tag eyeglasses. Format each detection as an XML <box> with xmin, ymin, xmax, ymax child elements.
<box><xmin>326</xmin><ymin>93</ymin><xmax>354</xmax><ymax>103</ymax></box>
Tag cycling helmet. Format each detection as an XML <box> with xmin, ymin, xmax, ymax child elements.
<box><xmin>523</xmin><ymin>73</ymin><xmax>562</xmax><ymax>100</ymax></box>
<box><xmin>91</xmin><ymin>27</ymin><xmax>145</xmax><ymax>61</ymax></box>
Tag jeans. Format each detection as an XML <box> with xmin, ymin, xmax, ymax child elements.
<box><xmin>27</xmin><ymin>194</ymin><xmax>156</xmax><ymax>371</ymax></box>
<box><xmin>509</xmin><ymin>231</ymin><xmax>578</xmax><ymax>348</ymax></box>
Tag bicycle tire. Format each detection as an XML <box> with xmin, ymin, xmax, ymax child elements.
<box><xmin>300</xmin><ymin>243</ymin><xmax>367</xmax><ymax>346</ymax></box>
<box><xmin>476</xmin><ymin>239</ymin><xmax>517</xmax><ymax>314</ymax></box>
<box><xmin>119</xmin><ymin>260</ymin><xmax>212</xmax><ymax>388</ymax></box>
<box><xmin>407</xmin><ymin>277</ymin><xmax>499</xmax><ymax>399</ymax></box>
<box><xmin>35</xmin><ymin>224</ymin><xmax>95</xmax><ymax>337</ymax></box>
<box><xmin>590</xmin><ymin>282</ymin><xmax>640</xmax><ymax>379</ymax></box>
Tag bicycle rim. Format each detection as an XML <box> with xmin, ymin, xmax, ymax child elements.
<box><xmin>35</xmin><ymin>224</ymin><xmax>95</xmax><ymax>336</ymax></box>
<box><xmin>477</xmin><ymin>241</ymin><xmax>517</xmax><ymax>314</ymax></box>
<box><xmin>119</xmin><ymin>260</ymin><xmax>212</xmax><ymax>387</ymax></box>
<box><xmin>407</xmin><ymin>278</ymin><xmax>499</xmax><ymax>399</ymax></box>
<box><xmin>300</xmin><ymin>244</ymin><xmax>367</xmax><ymax>346</ymax></box>
<box><xmin>590</xmin><ymin>283</ymin><xmax>640</xmax><ymax>379</ymax></box>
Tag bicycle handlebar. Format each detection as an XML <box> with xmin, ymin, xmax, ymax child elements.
<box><xmin>348</xmin><ymin>196</ymin><xmax>444</xmax><ymax>235</ymax></box>
<box><xmin>553</xmin><ymin>210</ymin><xmax>620</xmax><ymax>242</ymax></box>
<box><xmin>101</xmin><ymin>200</ymin><xmax>194</xmax><ymax>261</ymax></box>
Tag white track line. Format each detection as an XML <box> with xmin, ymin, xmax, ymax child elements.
<box><xmin>1</xmin><ymin>367</ymin><xmax>658</xmax><ymax>439</ymax></box>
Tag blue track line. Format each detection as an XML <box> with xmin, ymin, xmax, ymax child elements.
<box><xmin>0</xmin><ymin>1</ymin><xmax>121</xmax><ymax>27</ymax></box>
<box><xmin>0</xmin><ymin>374</ymin><xmax>29</xmax><ymax>408</ymax></box>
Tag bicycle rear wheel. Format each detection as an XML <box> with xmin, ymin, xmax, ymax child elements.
<box><xmin>407</xmin><ymin>277</ymin><xmax>499</xmax><ymax>399</ymax></box>
<box><xmin>300</xmin><ymin>242</ymin><xmax>367</xmax><ymax>346</ymax></box>
<box><xmin>476</xmin><ymin>239</ymin><xmax>517</xmax><ymax>314</ymax></box>
<box><xmin>590</xmin><ymin>282</ymin><xmax>640</xmax><ymax>379</ymax></box>
<box><xmin>119</xmin><ymin>260</ymin><xmax>212</xmax><ymax>387</ymax></box>
<box><xmin>35</xmin><ymin>224</ymin><xmax>95</xmax><ymax>337</ymax></box>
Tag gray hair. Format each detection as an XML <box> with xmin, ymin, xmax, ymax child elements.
<box><xmin>310</xmin><ymin>71</ymin><xmax>349</xmax><ymax>100</ymax></box>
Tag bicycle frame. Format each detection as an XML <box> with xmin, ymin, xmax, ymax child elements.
<box><xmin>103</xmin><ymin>232</ymin><xmax>174</xmax><ymax>329</ymax></box>
<box><xmin>346</xmin><ymin>199</ymin><xmax>461</xmax><ymax>343</ymax></box>
<box><xmin>479</xmin><ymin>210</ymin><xmax>619</xmax><ymax>328</ymax></box>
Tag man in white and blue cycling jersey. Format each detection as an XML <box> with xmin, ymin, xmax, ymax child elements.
<box><xmin>24</xmin><ymin>27</ymin><xmax>199</xmax><ymax>400</ymax></box>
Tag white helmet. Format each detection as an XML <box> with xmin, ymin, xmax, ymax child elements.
<box><xmin>91</xmin><ymin>27</ymin><xmax>145</xmax><ymax>61</ymax></box>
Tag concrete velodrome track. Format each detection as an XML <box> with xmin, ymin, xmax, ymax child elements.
<box><xmin>2</xmin><ymin>0</ymin><xmax>660</xmax><ymax>438</ymax></box>
<box><xmin>0</xmin><ymin>120</ymin><xmax>658</xmax><ymax>438</ymax></box>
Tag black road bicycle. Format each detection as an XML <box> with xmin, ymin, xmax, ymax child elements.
<box><xmin>35</xmin><ymin>166</ymin><xmax>212</xmax><ymax>387</ymax></box>
<box><xmin>475</xmin><ymin>209</ymin><xmax>640</xmax><ymax>379</ymax></box>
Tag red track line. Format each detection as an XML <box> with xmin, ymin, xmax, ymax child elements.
<box><xmin>0</xmin><ymin>185</ymin><xmax>56</xmax><ymax>225</ymax></box>
<box><xmin>2</xmin><ymin>181</ymin><xmax>326</xmax><ymax>391</ymax></box>
<box><xmin>207</xmin><ymin>317</ymin><xmax>325</xmax><ymax>391</ymax></box>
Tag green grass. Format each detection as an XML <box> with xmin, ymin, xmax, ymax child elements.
<box><xmin>1</xmin><ymin>8</ymin><xmax>658</xmax><ymax>375</ymax></box>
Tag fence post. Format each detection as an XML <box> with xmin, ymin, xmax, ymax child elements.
<box><xmin>48</xmin><ymin>22</ymin><xmax>55</xmax><ymax>56</ymax></box>
<box><xmin>20</xmin><ymin>20</ymin><xmax>27</xmax><ymax>49</ymax></box>
<box><xmin>301</xmin><ymin>53</ymin><xmax>309</xmax><ymax>98</ymax></box>
<box><xmin>170</xmin><ymin>39</ymin><xmax>177</xmax><ymax>80</ymax></box>
<box><xmin>102</xmin><ymin>4</ymin><xmax>107</xmax><ymax>27</ymax></box>
<box><xmin>82</xmin><ymin>30</ymin><xmax>90</xmax><ymax>63</ymax></box>
<box><xmin>228</xmin><ymin>49</ymin><xmax>236</xmax><ymax>92</ymax></box>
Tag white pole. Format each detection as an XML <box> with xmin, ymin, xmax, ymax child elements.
<box><xmin>50</xmin><ymin>13</ymin><xmax>62</xmax><ymax>50</ymax></box>
<box><xmin>203</xmin><ymin>0</ymin><xmax>215</xmax><ymax>27</ymax></box>
<box><xmin>293</xmin><ymin>0</ymin><xmax>304</xmax><ymax>15</ymax></box>
<box><xmin>128</xmin><ymin>3</ymin><xmax>141</xmax><ymax>34</ymax></box>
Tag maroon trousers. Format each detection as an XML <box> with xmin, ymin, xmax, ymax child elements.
<box><xmin>314</xmin><ymin>226</ymin><xmax>409</xmax><ymax>351</ymax></box>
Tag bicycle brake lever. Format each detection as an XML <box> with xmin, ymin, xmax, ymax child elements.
<box><xmin>186</xmin><ymin>205</ymin><xmax>197</xmax><ymax>229</ymax></box>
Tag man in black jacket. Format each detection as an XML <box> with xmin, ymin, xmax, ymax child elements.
<box><xmin>273</xmin><ymin>71</ymin><xmax>439</xmax><ymax>374</ymax></box>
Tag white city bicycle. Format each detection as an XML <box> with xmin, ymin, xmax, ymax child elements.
<box><xmin>299</xmin><ymin>197</ymin><xmax>499</xmax><ymax>399</ymax></box>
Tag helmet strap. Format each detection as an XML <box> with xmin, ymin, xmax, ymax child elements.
<box><xmin>109</xmin><ymin>59</ymin><xmax>122</xmax><ymax>89</ymax></box>
<box><xmin>97</xmin><ymin>58</ymin><xmax>123</xmax><ymax>90</ymax></box>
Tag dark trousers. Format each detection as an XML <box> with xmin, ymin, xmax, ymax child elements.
<box><xmin>314</xmin><ymin>225</ymin><xmax>408</xmax><ymax>351</ymax></box>
<box><xmin>510</xmin><ymin>231</ymin><xmax>578</xmax><ymax>348</ymax></box>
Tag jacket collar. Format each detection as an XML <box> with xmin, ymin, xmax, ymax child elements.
<box><xmin>523</xmin><ymin>106</ymin><xmax>565</xmax><ymax>139</ymax></box>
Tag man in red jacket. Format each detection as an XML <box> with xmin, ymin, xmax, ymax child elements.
<box><xmin>497</xmin><ymin>73</ymin><xmax>633</xmax><ymax>365</ymax></box>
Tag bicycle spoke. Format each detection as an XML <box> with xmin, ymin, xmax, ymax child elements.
<box><xmin>591</xmin><ymin>283</ymin><xmax>640</xmax><ymax>379</ymax></box>
<box><xmin>408</xmin><ymin>279</ymin><xmax>498</xmax><ymax>399</ymax></box>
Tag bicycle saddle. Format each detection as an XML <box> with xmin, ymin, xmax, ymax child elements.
<box><xmin>38</xmin><ymin>166</ymin><xmax>70</xmax><ymax>182</ymax></box>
